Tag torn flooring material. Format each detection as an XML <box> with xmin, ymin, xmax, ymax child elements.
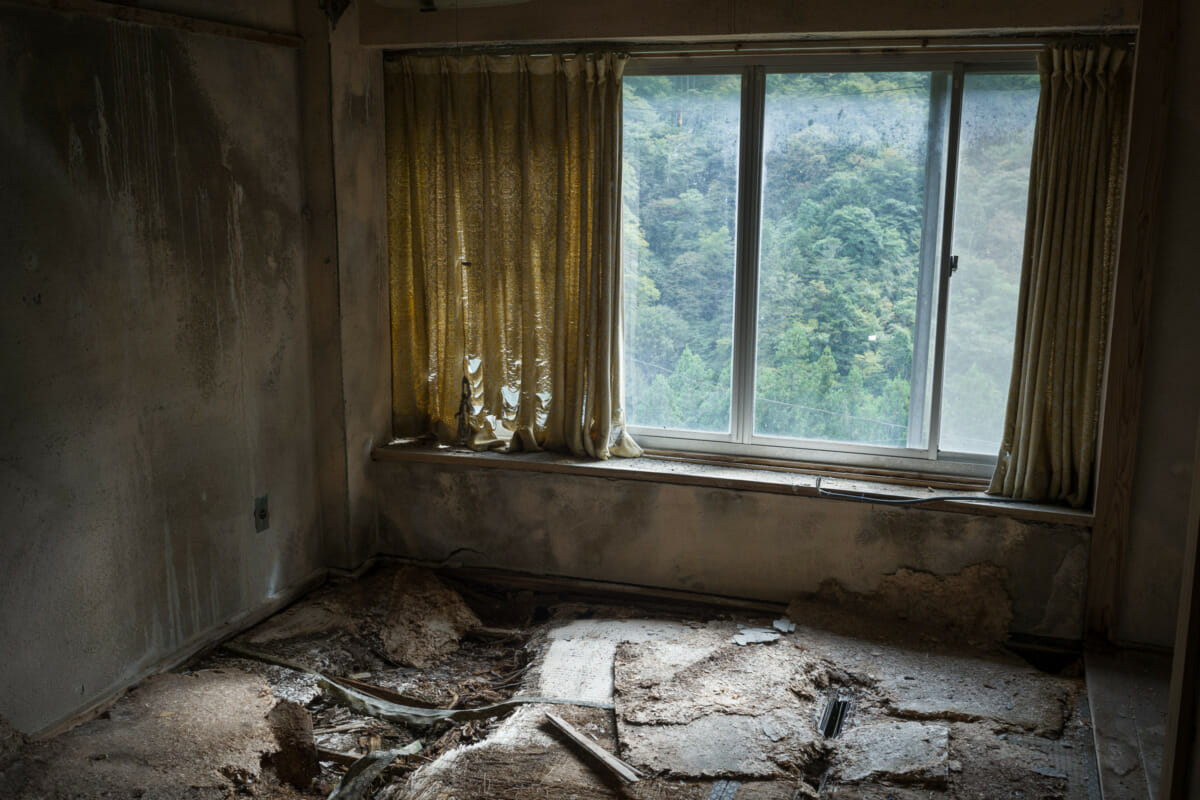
<box><xmin>0</xmin><ymin>670</ymin><xmax>302</xmax><ymax>799</ymax></box>
<box><xmin>0</xmin><ymin>566</ymin><xmax>1102</xmax><ymax>799</ymax></box>
<box><xmin>613</xmin><ymin>624</ymin><xmax>826</xmax><ymax>777</ymax></box>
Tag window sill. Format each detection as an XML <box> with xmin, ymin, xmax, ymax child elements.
<box><xmin>371</xmin><ymin>441</ymin><xmax>1093</xmax><ymax>527</ymax></box>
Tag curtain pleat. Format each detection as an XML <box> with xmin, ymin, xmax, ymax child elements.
<box><xmin>385</xmin><ymin>53</ymin><xmax>641</xmax><ymax>459</ymax></box>
<box><xmin>988</xmin><ymin>43</ymin><xmax>1130</xmax><ymax>507</ymax></box>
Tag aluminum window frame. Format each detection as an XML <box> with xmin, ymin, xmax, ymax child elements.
<box><xmin>621</xmin><ymin>51</ymin><xmax>1039</xmax><ymax>479</ymax></box>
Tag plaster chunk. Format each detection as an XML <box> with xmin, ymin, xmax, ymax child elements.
<box><xmin>613</xmin><ymin>625</ymin><xmax>828</xmax><ymax>777</ymax></box>
<box><xmin>875</xmin><ymin>651</ymin><xmax>1072</xmax><ymax>733</ymax></box>
<box><xmin>379</xmin><ymin>567</ymin><xmax>482</xmax><ymax>668</ymax></box>
<box><xmin>834</xmin><ymin>721</ymin><xmax>949</xmax><ymax>786</ymax></box>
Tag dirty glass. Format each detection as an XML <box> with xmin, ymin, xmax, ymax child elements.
<box><xmin>754</xmin><ymin>72</ymin><xmax>935</xmax><ymax>448</ymax></box>
<box><xmin>939</xmin><ymin>73</ymin><xmax>1039</xmax><ymax>454</ymax></box>
<box><xmin>621</xmin><ymin>74</ymin><xmax>741</xmax><ymax>434</ymax></box>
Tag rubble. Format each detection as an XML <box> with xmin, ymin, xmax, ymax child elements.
<box><xmin>265</xmin><ymin>700</ymin><xmax>320</xmax><ymax>789</ymax></box>
<box><xmin>0</xmin><ymin>670</ymin><xmax>293</xmax><ymax>799</ymax></box>
<box><xmin>0</xmin><ymin>715</ymin><xmax>26</xmax><ymax>773</ymax></box>
<box><xmin>613</xmin><ymin>625</ymin><xmax>827</xmax><ymax>777</ymax></box>
<box><xmin>379</xmin><ymin>567</ymin><xmax>483</xmax><ymax>668</ymax></box>
<box><xmin>833</xmin><ymin>720</ymin><xmax>950</xmax><ymax>786</ymax></box>
<box><xmin>0</xmin><ymin>566</ymin><xmax>1102</xmax><ymax>799</ymax></box>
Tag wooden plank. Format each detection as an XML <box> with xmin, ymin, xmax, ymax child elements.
<box><xmin>0</xmin><ymin>0</ymin><xmax>302</xmax><ymax>47</ymax></box>
<box><xmin>1088</xmin><ymin>0</ymin><xmax>1179</xmax><ymax>640</ymax></box>
<box><xmin>545</xmin><ymin>711</ymin><xmax>644</xmax><ymax>783</ymax></box>
<box><xmin>332</xmin><ymin>676</ymin><xmax>441</xmax><ymax>709</ymax></box>
<box><xmin>1160</xmin><ymin>406</ymin><xmax>1200</xmax><ymax>798</ymax></box>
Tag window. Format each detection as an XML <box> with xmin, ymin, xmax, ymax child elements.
<box><xmin>621</xmin><ymin>56</ymin><xmax>1039</xmax><ymax>476</ymax></box>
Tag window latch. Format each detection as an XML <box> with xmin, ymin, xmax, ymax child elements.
<box><xmin>950</xmin><ymin>254</ymin><xmax>959</xmax><ymax>276</ymax></box>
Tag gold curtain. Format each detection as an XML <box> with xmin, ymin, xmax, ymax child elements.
<box><xmin>385</xmin><ymin>52</ymin><xmax>641</xmax><ymax>459</ymax></box>
<box><xmin>988</xmin><ymin>43</ymin><xmax>1130</xmax><ymax>507</ymax></box>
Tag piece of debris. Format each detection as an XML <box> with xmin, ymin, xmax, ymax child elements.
<box><xmin>380</xmin><ymin>567</ymin><xmax>483</xmax><ymax>668</ymax></box>
<box><xmin>226</xmin><ymin>641</ymin><xmax>611</xmax><ymax>727</ymax></box>
<box><xmin>0</xmin><ymin>715</ymin><xmax>27</xmax><ymax>772</ymax></box>
<box><xmin>773</xmin><ymin>618</ymin><xmax>796</xmax><ymax>634</ymax></box>
<box><xmin>870</xmin><ymin>649</ymin><xmax>1073</xmax><ymax>734</ymax></box>
<box><xmin>819</xmin><ymin>697</ymin><xmax>852</xmax><ymax>738</ymax></box>
<box><xmin>264</xmin><ymin>700</ymin><xmax>320</xmax><ymax>789</ymax></box>
<box><xmin>326</xmin><ymin>743</ymin><xmax>422</xmax><ymax>800</ymax></box>
<box><xmin>333</xmin><ymin>675</ymin><xmax>442</xmax><ymax>708</ymax></box>
<box><xmin>832</xmin><ymin>720</ymin><xmax>949</xmax><ymax>787</ymax></box>
<box><xmin>708</xmin><ymin>778</ymin><xmax>742</xmax><ymax>799</ymax></box>
<box><xmin>0</xmin><ymin>670</ymin><xmax>284</xmax><ymax>798</ymax></box>
<box><xmin>545</xmin><ymin>711</ymin><xmax>644</xmax><ymax>783</ymax></box>
<box><xmin>734</xmin><ymin>628</ymin><xmax>781</xmax><ymax>645</ymax></box>
<box><xmin>615</xmin><ymin>627</ymin><xmax>826</xmax><ymax>777</ymax></box>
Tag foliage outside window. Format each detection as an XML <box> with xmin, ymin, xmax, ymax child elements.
<box><xmin>621</xmin><ymin>58</ymin><xmax>1039</xmax><ymax>475</ymax></box>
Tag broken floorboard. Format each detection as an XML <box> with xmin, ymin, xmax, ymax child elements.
<box><xmin>0</xmin><ymin>564</ymin><xmax>1104</xmax><ymax>799</ymax></box>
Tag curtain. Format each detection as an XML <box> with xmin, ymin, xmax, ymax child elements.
<box><xmin>988</xmin><ymin>42</ymin><xmax>1130</xmax><ymax>507</ymax></box>
<box><xmin>385</xmin><ymin>52</ymin><xmax>640</xmax><ymax>459</ymax></box>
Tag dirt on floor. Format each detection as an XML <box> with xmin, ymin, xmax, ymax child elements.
<box><xmin>0</xmin><ymin>563</ymin><xmax>1099</xmax><ymax>800</ymax></box>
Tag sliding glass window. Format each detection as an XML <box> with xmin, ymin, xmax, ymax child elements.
<box><xmin>621</xmin><ymin>56</ymin><xmax>1038</xmax><ymax>475</ymax></box>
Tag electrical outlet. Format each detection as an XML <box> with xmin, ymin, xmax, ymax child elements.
<box><xmin>254</xmin><ymin>495</ymin><xmax>269</xmax><ymax>532</ymax></box>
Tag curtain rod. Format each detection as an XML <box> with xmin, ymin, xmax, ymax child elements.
<box><xmin>383</xmin><ymin>30</ymin><xmax>1136</xmax><ymax>60</ymax></box>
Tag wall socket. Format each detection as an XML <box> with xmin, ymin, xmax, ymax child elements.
<box><xmin>254</xmin><ymin>495</ymin><xmax>269</xmax><ymax>532</ymax></box>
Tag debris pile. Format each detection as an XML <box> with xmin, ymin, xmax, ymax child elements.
<box><xmin>0</xmin><ymin>564</ymin><xmax>1098</xmax><ymax>799</ymax></box>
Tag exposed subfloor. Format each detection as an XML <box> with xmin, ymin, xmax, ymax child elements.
<box><xmin>0</xmin><ymin>564</ymin><xmax>1105</xmax><ymax>799</ymax></box>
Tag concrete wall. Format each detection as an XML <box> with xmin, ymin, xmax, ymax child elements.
<box><xmin>376</xmin><ymin>462</ymin><xmax>1091</xmax><ymax>641</ymax></box>
<box><xmin>331</xmin><ymin>2</ymin><xmax>391</xmax><ymax>567</ymax></box>
<box><xmin>0</xmin><ymin>4</ymin><xmax>322</xmax><ymax>733</ymax></box>
<box><xmin>1117</xmin><ymin>0</ymin><xmax>1200</xmax><ymax>648</ymax></box>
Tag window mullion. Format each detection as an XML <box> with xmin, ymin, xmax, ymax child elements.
<box><xmin>908</xmin><ymin>71</ymin><xmax>952</xmax><ymax>450</ymax></box>
<box><xmin>731</xmin><ymin>66</ymin><xmax>766</xmax><ymax>445</ymax></box>
<box><xmin>927</xmin><ymin>63</ymin><xmax>966</xmax><ymax>458</ymax></box>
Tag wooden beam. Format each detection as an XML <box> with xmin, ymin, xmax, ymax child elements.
<box><xmin>1088</xmin><ymin>0</ymin><xmax>1178</xmax><ymax>640</ymax></box>
<box><xmin>0</xmin><ymin>0</ymin><xmax>302</xmax><ymax>47</ymax></box>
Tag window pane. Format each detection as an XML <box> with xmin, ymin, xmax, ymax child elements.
<box><xmin>940</xmin><ymin>74</ymin><xmax>1039</xmax><ymax>454</ymax></box>
<box><xmin>755</xmin><ymin>72</ymin><xmax>937</xmax><ymax>448</ymax></box>
<box><xmin>622</xmin><ymin>75</ymin><xmax>740</xmax><ymax>433</ymax></box>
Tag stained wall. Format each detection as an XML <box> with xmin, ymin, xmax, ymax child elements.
<box><xmin>376</xmin><ymin>462</ymin><xmax>1091</xmax><ymax>641</ymax></box>
<box><xmin>0</xmin><ymin>4</ymin><xmax>323</xmax><ymax>733</ymax></box>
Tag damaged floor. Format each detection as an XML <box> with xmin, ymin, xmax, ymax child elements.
<box><xmin>0</xmin><ymin>564</ymin><xmax>1103</xmax><ymax>799</ymax></box>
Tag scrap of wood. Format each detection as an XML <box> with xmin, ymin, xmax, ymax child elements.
<box><xmin>544</xmin><ymin>711</ymin><xmax>644</xmax><ymax>783</ymax></box>
<box><xmin>313</xmin><ymin>721</ymin><xmax>372</xmax><ymax>735</ymax></box>
<box><xmin>325</xmin><ymin>744</ymin><xmax>422</xmax><ymax>800</ymax></box>
<box><xmin>225</xmin><ymin>642</ymin><xmax>613</xmax><ymax>727</ymax></box>
<box><xmin>316</xmin><ymin>746</ymin><xmax>364</xmax><ymax>767</ymax></box>
<box><xmin>463</xmin><ymin>625</ymin><xmax>524</xmax><ymax>642</ymax></box>
<box><xmin>333</xmin><ymin>676</ymin><xmax>441</xmax><ymax>709</ymax></box>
